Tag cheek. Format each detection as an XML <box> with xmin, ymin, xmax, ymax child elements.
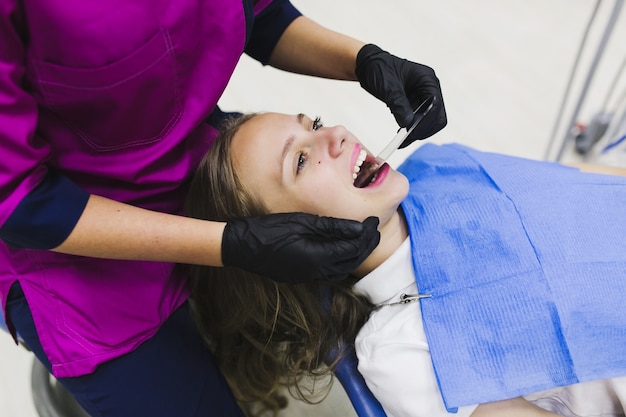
<box><xmin>279</xmin><ymin>185</ymin><xmax>351</xmax><ymax>217</ymax></box>
<box><xmin>239</xmin><ymin>173</ymin><xmax>286</xmax><ymax>213</ymax></box>
<box><xmin>293</xmin><ymin>189</ymin><xmax>336</xmax><ymax>214</ymax></box>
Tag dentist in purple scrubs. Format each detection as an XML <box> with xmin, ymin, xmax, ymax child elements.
<box><xmin>0</xmin><ymin>0</ymin><xmax>446</xmax><ymax>415</ymax></box>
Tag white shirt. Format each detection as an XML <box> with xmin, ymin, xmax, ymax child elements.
<box><xmin>352</xmin><ymin>238</ymin><xmax>626</xmax><ymax>417</ymax></box>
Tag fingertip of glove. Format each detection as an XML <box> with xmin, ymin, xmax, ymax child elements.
<box><xmin>360</xmin><ymin>231</ymin><xmax>381</xmax><ymax>262</ymax></box>
<box><xmin>363</xmin><ymin>216</ymin><xmax>381</xmax><ymax>250</ymax></box>
<box><xmin>363</xmin><ymin>216</ymin><xmax>380</xmax><ymax>230</ymax></box>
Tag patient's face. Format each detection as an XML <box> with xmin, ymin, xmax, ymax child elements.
<box><xmin>231</xmin><ymin>113</ymin><xmax>409</xmax><ymax>225</ymax></box>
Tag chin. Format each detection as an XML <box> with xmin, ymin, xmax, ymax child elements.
<box><xmin>388</xmin><ymin>174</ymin><xmax>410</xmax><ymax>203</ymax></box>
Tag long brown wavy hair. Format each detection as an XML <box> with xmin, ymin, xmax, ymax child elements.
<box><xmin>185</xmin><ymin>114</ymin><xmax>373</xmax><ymax>415</ymax></box>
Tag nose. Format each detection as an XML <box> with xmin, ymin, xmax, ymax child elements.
<box><xmin>323</xmin><ymin>125</ymin><xmax>348</xmax><ymax>158</ymax></box>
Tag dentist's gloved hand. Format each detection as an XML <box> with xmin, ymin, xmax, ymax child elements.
<box><xmin>355</xmin><ymin>44</ymin><xmax>447</xmax><ymax>147</ymax></box>
<box><xmin>222</xmin><ymin>213</ymin><xmax>380</xmax><ymax>283</ymax></box>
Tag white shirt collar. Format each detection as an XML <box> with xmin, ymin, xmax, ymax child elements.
<box><xmin>352</xmin><ymin>237</ymin><xmax>414</xmax><ymax>305</ymax></box>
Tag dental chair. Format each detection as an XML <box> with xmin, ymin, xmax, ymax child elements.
<box><xmin>332</xmin><ymin>345</ymin><xmax>388</xmax><ymax>417</ymax></box>
<box><xmin>2</xmin><ymin>310</ymin><xmax>387</xmax><ymax>417</ymax></box>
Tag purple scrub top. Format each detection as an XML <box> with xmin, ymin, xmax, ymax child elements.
<box><xmin>0</xmin><ymin>0</ymin><xmax>299</xmax><ymax>378</ymax></box>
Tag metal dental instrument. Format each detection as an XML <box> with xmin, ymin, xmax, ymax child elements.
<box><xmin>373</xmin><ymin>293</ymin><xmax>432</xmax><ymax>310</ymax></box>
<box><xmin>353</xmin><ymin>96</ymin><xmax>436</xmax><ymax>188</ymax></box>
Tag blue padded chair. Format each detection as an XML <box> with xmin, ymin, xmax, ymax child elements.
<box><xmin>320</xmin><ymin>284</ymin><xmax>387</xmax><ymax>417</ymax></box>
<box><xmin>330</xmin><ymin>345</ymin><xmax>388</xmax><ymax>417</ymax></box>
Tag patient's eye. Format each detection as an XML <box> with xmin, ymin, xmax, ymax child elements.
<box><xmin>296</xmin><ymin>151</ymin><xmax>308</xmax><ymax>174</ymax></box>
<box><xmin>312</xmin><ymin>116</ymin><xmax>323</xmax><ymax>131</ymax></box>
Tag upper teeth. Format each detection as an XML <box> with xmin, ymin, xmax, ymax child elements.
<box><xmin>353</xmin><ymin>149</ymin><xmax>367</xmax><ymax>179</ymax></box>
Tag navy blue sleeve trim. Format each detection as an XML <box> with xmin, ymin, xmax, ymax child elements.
<box><xmin>0</xmin><ymin>171</ymin><xmax>90</xmax><ymax>250</ymax></box>
<box><xmin>244</xmin><ymin>0</ymin><xmax>302</xmax><ymax>65</ymax></box>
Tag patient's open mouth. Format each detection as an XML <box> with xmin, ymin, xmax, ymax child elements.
<box><xmin>353</xmin><ymin>150</ymin><xmax>382</xmax><ymax>188</ymax></box>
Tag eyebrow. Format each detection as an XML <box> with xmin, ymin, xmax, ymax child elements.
<box><xmin>279</xmin><ymin>113</ymin><xmax>306</xmax><ymax>179</ymax></box>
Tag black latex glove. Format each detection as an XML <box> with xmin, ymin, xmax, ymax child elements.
<box><xmin>355</xmin><ymin>44</ymin><xmax>447</xmax><ymax>147</ymax></box>
<box><xmin>222</xmin><ymin>213</ymin><xmax>380</xmax><ymax>283</ymax></box>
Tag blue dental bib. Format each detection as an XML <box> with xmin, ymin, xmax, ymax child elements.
<box><xmin>399</xmin><ymin>144</ymin><xmax>626</xmax><ymax>411</ymax></box>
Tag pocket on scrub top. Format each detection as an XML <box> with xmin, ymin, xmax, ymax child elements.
<box><xmin>32</xmin><ymin>28</ymin><xmax>181</xmax><ymax>152</ymax></box>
